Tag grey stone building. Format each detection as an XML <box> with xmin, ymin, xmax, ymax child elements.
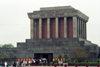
<box><xmin>0</xmin><ymin>6</ymin><xmax>99</xmax><ymax>62</ymax></box>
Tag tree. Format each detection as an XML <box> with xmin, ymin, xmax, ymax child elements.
<box><xmin>1</xmin><ymin>44</ymin><xmax>14</xmax><ymax>48</ymax></box>
<box><xmin>64</xmin><ymin>54</ymin><xmax>68</xmax><ymax>59</ymax></box>
<box><xmin>12</xmin><ymin>55</ymin><xmax>17</xmax><ymax>61</ymax></box>
<box><xmin>53</xmin><ymin>59</ymin><xmax>57</xmax><ymax>64</ymax></box>
<box><xmin>58</xmin><ymin>54</ymin><xmax>62</xmax><ymax>61</ymax></box>
<box><xmin>68</xmin><ymin>47</ymin><xmax>90</xmax><ymax>62</ymax></box>
<box><xmin>0</xmin><ymin>51</ymin><xmax>8</xmax><ymax>61</ymax></box>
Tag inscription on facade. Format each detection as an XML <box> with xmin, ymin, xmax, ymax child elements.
<box><xmin>40</xmin><ymin>13</ymin><xmax>64</xmax><ymax>17</ymax></box>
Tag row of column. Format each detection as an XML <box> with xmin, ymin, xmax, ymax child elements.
<box><xmin>30</xmin><ymin>17</ymin><xmax>86</xmax><ymax>39</ymax></box>
<box><xmin>77</xmin><ymin>18</ymin><xmax>86</xmax><ymax>39</ymax></box>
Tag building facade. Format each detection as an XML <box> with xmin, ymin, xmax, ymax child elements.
<box><xmin>0</xmin><ymin>6</ymin><xmax>99</xmax><ymax>62</ymax></box>
<box><xmin>28</xmin><ymin>6</ymin><xmax>88</xmax><ymax>39</ymax></box>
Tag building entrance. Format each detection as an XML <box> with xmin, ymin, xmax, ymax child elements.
<box><xmin>34</xmin><ymin>53</ymin><xmax>53</xmax><ymax>63</ymax></box>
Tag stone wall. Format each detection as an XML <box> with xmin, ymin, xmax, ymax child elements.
<box><xmin>0</xmin><ymin>38</ymin><xmax>99</xmax><ymax>59</ymax></box>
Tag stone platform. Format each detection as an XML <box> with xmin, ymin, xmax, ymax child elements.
<box><xmin>0</xmin><ymin>38</ymin><xmax>99</xmax><ymax>60</ymax></box>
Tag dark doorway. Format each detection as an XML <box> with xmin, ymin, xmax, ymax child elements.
<box><xmin>34</xmin><ymin>53</ymin><xmax>53</xmax><ymax>63</ymax></box>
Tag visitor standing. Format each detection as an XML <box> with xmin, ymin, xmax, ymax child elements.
<box><xmin>10</xmin><ymin>61</ymin><xmax>12</xmax><ymax>67</ymax></box>
<box><xmin>28</xmin><ymin>60</ymin><xmax>30</xmax><ymax>66</ymax></box>
<box><xmin>23</xmin><ymin>61</ymin><xmax>26</xmax><ymax>67</ymax></box>
<box><xmin>16</xmin><ymin>61</ymin><xmax>19</xmax><ymax>66</ymax></box>
<box><xmin>0</xmin><ymin>62</ymin><xmax>2</xmax><ymax>67</ymax></box>
<box><xmin>4</xmin><ymin>61</ymin><xmax>7</xmax><ymax>67</ymax></box>
<box><xmin>13</xmin><ymin>61</ymin><xmax>16</xmax><ymax>67</ymax></box>
<box><xmin>8</xmin><ymin>62</ymin><xmax>11</xmax><ymax>67</ymax></box>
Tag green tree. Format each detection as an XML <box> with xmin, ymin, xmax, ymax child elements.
<box><xmin>53</xmin><ymin>59</ymin><xmax>57</xmax><ymax>64</ymax></box>
<box><xmin>0</xmin><ymin>51</ymin><xmax>8</xmax><ymax>61</ymax></box>
<box><xmin>64</xmin><ymin>54</ymin><xmax>68</xmax><ymax>59</ymax></box>
<box><xmin>85</xmin><ymin>59</ymin><xmax>89</xmax><ymax>63</ymax></box>
<box><xmin>1</xmin><ymin>44</ymin><xmax>14</xmax><ymax>48</ymax></box>
<box><xmin>12</xmin><ymin>55</ymin><xmax>17</xmax><ymax>61</ymax></box>
<box><xmin>74</xmin><ymin>59</ymin><xmax>78</xmax><ymax>62</ymax></box>
<box><xmin>58</xmin><ymin>54</ymin><xmax>62</xmax><ymax>61</ymax></box>
<box><xmin>64</xmin><ymin>59</ymin><xmax>68</xmax><ymax>63</ymax></box>
<box><xmin>68</xmin><ymin>48</ymin><xmax>90</xmax><ymax>62</ymax></box>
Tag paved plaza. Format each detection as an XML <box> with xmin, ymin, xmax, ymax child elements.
<box><xmin>22</xmin><ymin>66</ymin><xmax>96</xmax><ymax>67</ymax></box>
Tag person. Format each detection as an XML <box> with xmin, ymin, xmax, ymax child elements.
<box><xmin>28</xmin><ymin>60</ymin><xmax>30</xmax><ymax>66</ymax></box>
<box><xmin>4</xmin><ymin>61</ymin><xmax>7</xmax><ymax>67</ymax></box>
<box><xmin>20</xmin><ymin>61</ymin><xmax>21</xmax><ymax>66</ymax></box>
<box><xmin>23</xmin><ymin>61</ymin><xmax>26</xmax><ymax>67</ymax></box>
<box><xmin>0</xmin><ymin>62</ymin><xmax>2</xmax><ymax>67</ymax></box>
<box><xmin>8</xmin><ymin>62</ymin><xmax>11</xmax><ymax>67</ymax></box>
<box><xmin>25</xmin><ymin>61</ymin><xmax>27</xmax><ymax>66</ymax></box>
<box><xmin>10</xmin><ymin>61</ymin><xmax>13</xmax><ymax>67</ymax></box>
<box><xmin>2</xmin><ymin>62</ymin><xmax>4</xmax><ymax>66</ymax></box>
<box><xmin>16</xmin><ymin>61</ymin><xmax>19</xmax><ymax>66</ymax></box>
<box><xmin>26</xmin><ymin>61</ymin><xmax>28</xmax><ymax>66</ymax></box>
<box><xmin>13</xmin><ymin>61</ymin><xmax>16</xmax><ymax>67</ymax></box>
<box><xmin>21</xmin><ymin>61</ymin><xmax>23</xmax><ymax>66</ymax></box>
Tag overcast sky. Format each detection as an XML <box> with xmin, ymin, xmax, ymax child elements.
<box><xmin>0</xmin><ymin>0</ymin><xmax>100</xmax><ymax>47</ymax></box>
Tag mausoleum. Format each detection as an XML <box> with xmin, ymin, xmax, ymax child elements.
<box><xmin>0</xmin><ymin>6</ymin><xmax>99</xmax><ymax>62</ymax></box>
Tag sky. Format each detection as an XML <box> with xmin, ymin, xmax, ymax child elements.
<box><xmin>0</xmin><ymin>0</ymin><xmax>100</xmax><ymax>47</ymax></box>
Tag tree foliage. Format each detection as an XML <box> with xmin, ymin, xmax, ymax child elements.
<box><xmin>0</xmin><ymin>51</ymin><xmax>8</xmax><ymax>60</ymax></box>
<box><xmin>12</xmin><ymin>55</ymin><xmax>17</xmax><ymax>61</ymax></box>
<box><xmin>1</xmin><ymin>44</ymin><xmax>14</xmax><ymax>48</ymax></box>
<box><xmin>58</xmin><ymin>54</ymin><xmax>62</xmax><ymax>61</ymax></box>
<box><xmin>64</xmin><ymin>59</ymin><xmax>68</xmax><ymax>62</ymax></box>
<box><xmin>64</xmin><ymin>54</ymin><xmax>68</xmax><ymax>59</ymax></box>
<box><xmin>68</xmin><ymin>47</ymin><xmax>90</xmax><ymax>62</ymax></box>
<box><xmin>53</xmin><ymin>59</ymin><xmax>57</xmax><ymax>63</ymax></box>
<box><xmin>74</xmin><ymin>59</ymin><xmax>78</xmax><ymax>62</ymax></box>
<box><xmin>85</xmin><ymin>59</ymin><xmax>89</xmax><ymax>63</ymax></box>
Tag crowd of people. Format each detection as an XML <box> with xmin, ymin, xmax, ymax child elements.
<box><xmin>0</xmin><ymin>58</ymin><xmax>47</xmax><ymax>67</ymax></box>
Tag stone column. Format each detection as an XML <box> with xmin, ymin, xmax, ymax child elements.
<box><xmin>34</xmin><ymin>20</ymin><xmax>37</xmax><ymax>39</ymax></box>
<box><xmin>56</xmin><ymin>17</ymin><xmax>58</xmax><ymax>38</ymax></box>
<box><xmin>84</xmin><ymin>22</ymin><xmax>87</xmax><ymax>39</ymax></box>
<box><xmin>81</xmin><ymin>20</ymin><xmax>84</xmax><ymax>39</ymax></box>
<box><xmin>79</xmin><ymin>19</ymin><xmax>82</xmax><ymax>38</ymax></box>
<box><xmin>73</xmin><ymin>17</ymin><xmax>77</xmax><ymax>38</ymax></box>
<box><xmin>83</xmin><ymin>20</ymin><xmax>85</xmax><ymax>39</ymax></box>
<box><xmin>77</xmin><ymin>18</ymin><xmax>79</xmax><ymax>38</ymax></box>
<box><xmin>64</xmin><ymin>17</ymin><xmax>67</xmax><ymax>38</ymax></box>
<box><xmin>47</xmin><ymin>18</ymin><xmax>50</xmax><ymax>38</ymax></box>
<box><xmin>30</xmin><ymin>19</ymin><xmax>34</xmax><ymax>39</ymax></box>
<box><xmin>39</xmin><ymin>18</ymin><xmax>42</xmax><ymax>38</ymax></box>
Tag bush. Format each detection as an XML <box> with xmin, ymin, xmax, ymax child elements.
<box><xmin>68</xmin><ymin>62</ymin><xmax>100</xmax><ymax>66</ymax></box>
<box><xmin>64</xmin><ymin>59</ymin><xmax>68</xmax><ymax>63</ymax></box>
<box><xmin>74</xmin><ymin>59</ymin><xmax>78</xmax><ymax>62</ymax></box>
<box><xmin>53</xmin><ymin>59</ymin><xmax>57</xmax><ymax>63</ymax></box>
<box><xmin>68</xmin><ymin>48</ymin><xmax>90</xmax><ymax>62</ymax></box>
<box><xmin>85</xmin><ymin>60</ymin><xmax>89</xmax><ymax>63</ymax></box>
<box><xmin>97</xmin><ymin>60</ymin><xmax>100</xmax><ymax>63</ymax></box>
